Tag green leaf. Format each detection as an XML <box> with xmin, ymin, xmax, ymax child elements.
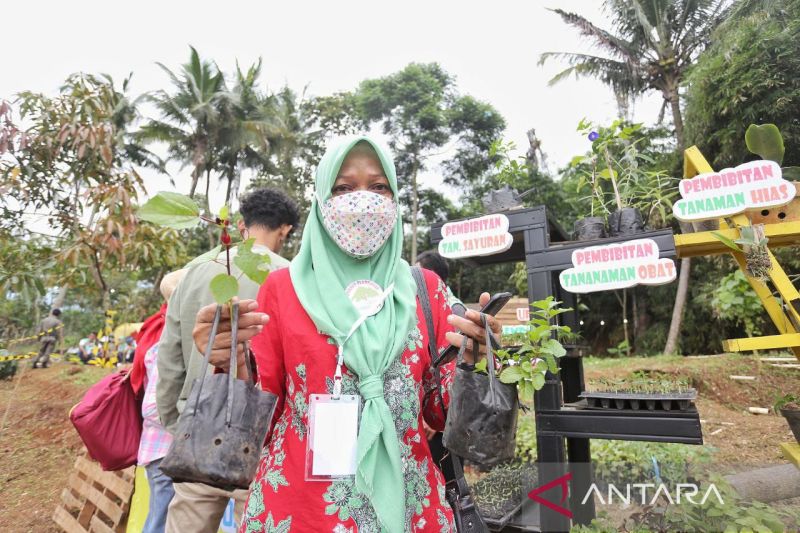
<box><xmin>219</xmin><ymin>205</ymin><xmax>230</xmax><ymax>222</ymax></box>
<box><xmin>711</xmin><ymin>232</ymin><xmax>742</xmax><ymax>253</ymax></box>
<box><xmin>210</xmin><ymin>273</ymin><xmax>238</xmax><ymax>304</ymax></box>
<box><xmin>473</xmin><ymin>358</ymin><xmax>488</xmax><ymax>373</ymax></box>
<box><xmin>541</xmin><ymin>338</ymin><xmax>567</xmax><ymax>358</ymax></box>
<box><xmin>518</xmin><ymin>380</ymin><xmax>534</xmax><ymax>402</ymax></box>
<box><xmin>499</xmin><ymin>365</ymin><xmax>524</xmax><ymax>384</ymax></box>
<box><xmin>532</xmin><ymin>373</ymin><xmax>546</xmax><ymax>390</ymax></box>
<box><xmin>137</xmin><ymin>191</ymin><xmax>200</xmax><ymax>229</ymax></box>
<box><xmin>184</xmin><ymin>245</ymin><xmax>222</xmax><ymax>269</ymax></box>
<box><xmin>781</xmin><ymin>166</ymin><xmax>800</xmax><ymax>180</ymax></box>
<box><xmin>745</xmin><ymin>124</ymin><xmax>784</xmax><ymax>165</ymax></box>
<box><xmin>544</xmin><ymin>354</ymin><xmax>559</xmax><ymax>373</ymax></box>
<box><xmin>234</xmin><ymin>238</ymin><xmax>272</xmax><ymax>285</ymax></box>
<box><xmin>599</xmin><ymin>167</ymin><xmax>617</xmax><ymax>180</ymax></box>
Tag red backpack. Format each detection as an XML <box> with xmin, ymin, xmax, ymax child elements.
<box><xmin>69</xmin><ymin>370</ymin><xmax>143</xmax><ymax>471</ymax></box>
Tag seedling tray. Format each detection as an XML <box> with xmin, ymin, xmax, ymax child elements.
<box><xmin>579</xmin><ymin>390</ymin><xmax>697</xmax><ymax>411</ymax></box>
<box><xmin>473</xmin><ymin>463</ymin><xmax>537</xmax><ymax>530</ymax></box>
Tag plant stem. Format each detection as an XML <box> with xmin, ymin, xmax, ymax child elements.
<box><xmin>603</xmin><ymin>146</ymin><xmax>623</xmax><ymax>210</ymax></box>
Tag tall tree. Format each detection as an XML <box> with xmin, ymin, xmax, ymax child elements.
<box><xmin>356</xmin><ymin>63</ymin><xmax>505</xmax><ymax>263</ymax></box>
<box><xmin>142</xmin><ymin>46</ymin><xmax>228</xmax><ymax>199</ymax></box>
<box><xmin>0</xmin><ymin>74</ymin><xmax>182</xmax><ymax>308</ymax></box>
<box><xmin>684</xmin><ymin>0</ymin><xmax>800</xmax><ymax>169</ymax></box>
<box><xmin>216</xmin><ymin>59</ymin><xmax>273</xmax><ymax>205</ymax></box>
<box><xmin>541</xmin><ymin>0</ymin><xmax>727</xmax><ymax>355</ymax></box>
<box><xmin>541</xmin><ymin>0</ymin><xmax>727</xmax><ymax>148</ymax></box>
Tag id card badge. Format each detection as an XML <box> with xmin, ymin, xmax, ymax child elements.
<box><xmin>305</xmin><ymin>394</ymin><xmax>361</xmax><ymax>481</ymax></box>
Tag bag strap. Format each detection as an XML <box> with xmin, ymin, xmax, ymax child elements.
<box><xmin>189</xmin><ymin>302</ymin><xmax>250</xmax><ymax>425</ymax></box>
<box><xmin>410</xmin><ymin>267</ymin><xmax>472</xmax><ymax>499</ymax></box>
<box><xmin>190</xmin><ymin>305</ymin><xmax>222</xmax><ymax>418</ymax></box>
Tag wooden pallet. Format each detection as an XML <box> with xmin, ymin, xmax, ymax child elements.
<box><xmin>53</xmin><ymin>453</ymin><xmax>135</xmax><ymax>533</ymax></box>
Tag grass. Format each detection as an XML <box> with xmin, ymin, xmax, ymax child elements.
<box><xmin>57</xmin><ymin>365</ymin><xmax>109</xmax><ymax>386</ymax></box>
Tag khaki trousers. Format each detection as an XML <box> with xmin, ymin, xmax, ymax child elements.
<box><xmin>165</xmin><ymin>482</ymin><xmax>248</xmax><ymax>533</ymax></box>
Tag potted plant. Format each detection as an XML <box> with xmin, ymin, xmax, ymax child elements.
<box><xmin>138</xmin><ymin>191</ymin><xmax>278</xmax><ymax>489</ymax></box>
<box><xmin>775</xmin><ymin>393</ymin><xmax>800</xmax><ymax>444</ymax></box>
<box><xmin>571</xmin><ymin>120</ymin><xmax>678</xmax><ymax>239</ymax></box>
<box><xmin>443</xmin><ymin>297</ymin><xmax>574</xmax><ymax>467</ymax></box>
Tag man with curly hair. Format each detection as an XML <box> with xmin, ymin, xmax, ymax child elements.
<box><xmin>157</xmin><ymin>187</ymin><xmax>299</xmax><ymax>533</ymax></box>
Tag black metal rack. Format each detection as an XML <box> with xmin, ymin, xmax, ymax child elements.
<box><xmin>430</xmin><ymin>206</ymin><xmax>703</xmax><ymax>532</ymax></box>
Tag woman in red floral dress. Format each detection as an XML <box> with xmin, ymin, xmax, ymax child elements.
<box><xmin>193</xmin><ymin>135</ymin><xmax>500</xmax><ymax>533</ymax></box>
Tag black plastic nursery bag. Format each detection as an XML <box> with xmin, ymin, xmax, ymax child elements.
<box><xmin>443</xmin><ymin>315</ymin><xmax>518</xmax><ymax>467</ymax></box>
<box><xmin>160</xmin><ymin>303</ymin><xmax>278</xmax><ymax>490</ymax></box>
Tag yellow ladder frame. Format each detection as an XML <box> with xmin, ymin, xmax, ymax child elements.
<box><xmin>675</xmin><ymin>146</ymin><xmax>800</xmax><ymax>359</ymax></box>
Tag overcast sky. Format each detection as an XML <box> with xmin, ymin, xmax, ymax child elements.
<box><xmin>2</xmin><ymin>0</ymin><xmax>664</xmax><ymax>210</ymax></box>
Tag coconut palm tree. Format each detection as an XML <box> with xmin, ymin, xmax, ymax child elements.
<box><xmin>141</xmin><ymin>46</ymin><xmax>228</xmax><ymax>198</ymax></box>
<box><xmin>540</xmin><ymin>0</ymin><xmax>727</xmax><ymax>148</ymax></box>
<box><xmin>215</xmin><ymin>59</ymin><xmax>275</xmax><ymax>205</ymax></box>
<box><xmin>541</xmin><ymin>0</ymin><xmax>728</xmax><ymax>355</ymax></box>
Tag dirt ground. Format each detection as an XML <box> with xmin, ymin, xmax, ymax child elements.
<box><xmin>0</xmin><ymin>364</ymin><xmax>109</xmax><ymax>533</ymax></box>
<box><xmin>0</xmin><ymin>354</ymin><xmax>796</xmax><ymax>532</ymax></box>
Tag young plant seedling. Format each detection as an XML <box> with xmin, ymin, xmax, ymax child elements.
<box><xmin>479</xmin><ymin>296</ymin><xmax>576</xmax><ymax>402</ymax></box>
<box><xmin>138</xmin><ymin>191</ymin><xmax>271</xmax><ymax>305</ymax></box>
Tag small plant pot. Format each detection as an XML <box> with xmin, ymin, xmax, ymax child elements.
<box><xmin>607</xmin><ymin>207</ymin><xmax>644</xmax><ymax>237</ymax></box>
<box><xmin>779</xmin><ymin>407</ymin><xmax>800</xmax><ymax>444</ymax></box>
<box><xmin>573</xmin><ymin>216</ymin><xmax>607</xmax><ymax>241</ymax></box>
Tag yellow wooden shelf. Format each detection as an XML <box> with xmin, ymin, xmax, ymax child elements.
<box><xmin>723</xmin><ymin>334</ymin><xmax>800</xmax><ymax>352</ymax></box>
<box><xmin>674</xmin><ymin>221</ymin><xmax>800</xmax><ymax>258</ymax></box>
<box><xmin>677</xmin><ymin>146</ymin><xmax>800</xmax><ymax>360</ymax></box>
<box><xmin>781</xmin><ymin>442</ymin><xmax>800</xmax><ymax>469</ymax></box>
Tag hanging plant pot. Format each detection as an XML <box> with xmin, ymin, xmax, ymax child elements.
<box><xmin>572</xmin><ymin>216</ymin><xmax>607</xmax><ymax>241</ymax></box>
<box><xmin>780</xmin><ymin>405</ymin><xmax>800</xmax><ymax>444</ymax></box>
<box><xmin>607</xmin><ymin>207</ymin><xmax>644</xmax><ymax>237</ymax></box>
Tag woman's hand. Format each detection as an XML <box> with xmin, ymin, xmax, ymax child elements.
<box><xmin>444</xmin><ymin>292</ymin><xmax>501</xmax><ymax>365</ymax></box>
<box><xmin>193</xmin><ymin>299</ymin><xmax>269</xmax><ymax>378</ymax></box>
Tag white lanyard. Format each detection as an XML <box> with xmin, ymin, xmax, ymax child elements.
<box><xmin>332</xmin><ymin>283</ymin><xmax>394</xmax><ymax>398</ymax></box>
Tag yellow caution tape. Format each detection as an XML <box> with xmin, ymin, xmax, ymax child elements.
<box><xmin>1</xmin><ymin>324</ymin><xmax>64</xmax><ymax>348</ymax></box>
<box><xmin>0</xmin><ymin>351</ymin><xmax>38</xmax><ymax>362</ymax></box>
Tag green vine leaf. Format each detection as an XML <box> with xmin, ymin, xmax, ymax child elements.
<box><xmin>210</xmin><ymin>273</ymin><xmax>238</xmax><ymax>304</ymax></box>
<box><xmin>137</xmin><ymin>191</ymin><xmax>200</xmax><ymax>229</ymax></box>
<box><xmin>745</xmin><ymin>124</ymin><xmax>784</xmax><ymax>165</ymax></box>
<box><xmin>234</xmin><ymin>238</ymin><xmax>272</xmax><ymax>285</ymax></box>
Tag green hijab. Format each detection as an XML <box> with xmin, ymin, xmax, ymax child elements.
<box><xmin>289</xmin><ymin>135</ymin><xmax>417</xmax><ymax>532</ymax></box>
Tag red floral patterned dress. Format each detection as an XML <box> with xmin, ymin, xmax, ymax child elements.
<box><xmin>243</xmin><ymin>267</ymin><xmax>457</xmax><ymax>533</ymax></box>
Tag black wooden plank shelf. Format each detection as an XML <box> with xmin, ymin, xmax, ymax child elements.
<box><xmin>431</xmin><ymin>206</ymin><xmax>703</xmax><ymax>532</ymax></box>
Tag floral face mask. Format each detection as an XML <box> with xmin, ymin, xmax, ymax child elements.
<box><xmin>319</xmin><ymin>190</ymin><xmax>397</xmax><ymax>259</ymax></box>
